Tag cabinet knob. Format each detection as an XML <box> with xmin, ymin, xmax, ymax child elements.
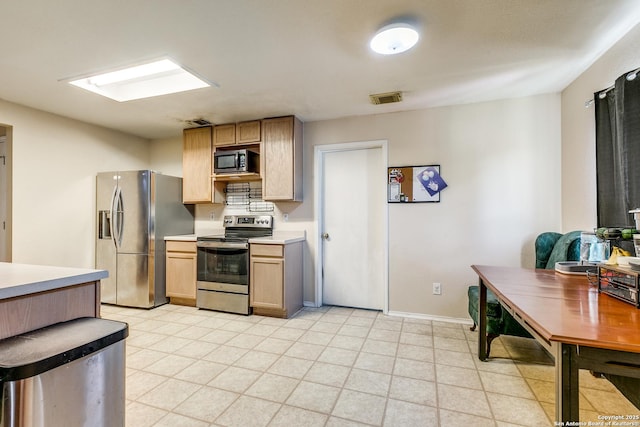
<box><xmin>321</xmin><ymin>232</ymin><xmax>330</xmax><ymax>240</ymax></box>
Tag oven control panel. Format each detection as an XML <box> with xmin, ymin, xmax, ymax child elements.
<box><xmin>223</xmin><ymin>215</ymin><xmax>273</xmax><ymax>228</ymax></box>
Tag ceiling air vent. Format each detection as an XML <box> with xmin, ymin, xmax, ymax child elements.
<box><xmin>187</xmin><ymin>118</ymin><xmax>212</xmax><ymax>127</ymax></box>
<box><xmin>369</xmin><ymin>91</ymin><xmax>402</xmax><ymax>105</ymax></box>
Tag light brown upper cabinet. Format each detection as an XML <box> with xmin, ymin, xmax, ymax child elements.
<box><xmin>213</xmin><ymin>124</ymin><xmax>236</xmax><ymax>147</ymax></box>
<box><xmin>261</xmin><ymin>116</ymin><xmax>303</xmax><ymax>201</ymax></box>
<box><xmin>182</xmin><ymin>126</ymin><xmax>212</xmax><ymax>203</ymax></box>
<box><xmin>236</xmin><ymin>120</ymin><xmax>261</xmax><ymax>144</ymax></box>
<box><xmin>214</xmin><ymin>120</ymin><xmax>261</xmax><ymax>146</ymax></box>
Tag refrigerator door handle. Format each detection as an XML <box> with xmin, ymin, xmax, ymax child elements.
<box><xmin>109</xmin><ymin>186</ymin><xmax>117</xmax><ymax>247</ymax></box>
<box><xmin>111</xmin><ymin>186</ymin><xmax>124</xmax><ymax>248</ymax></box>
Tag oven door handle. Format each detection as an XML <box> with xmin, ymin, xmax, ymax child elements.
<box><xmin>197</xmin><ymin>241</ymin><xmax>249</xmax><ymax>250</ymax></box>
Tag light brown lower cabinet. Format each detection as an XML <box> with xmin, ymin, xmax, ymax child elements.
<box><xmin>166</xmin><ymin>240</ymin><xmax>197</xmax><ymax>306</ymax></box>
<box><xmin>250</xmin><ymin>242</ymin><xmax>303</xmax><ymax>318</ymax></box>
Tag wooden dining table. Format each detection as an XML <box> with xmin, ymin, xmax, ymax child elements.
<box><xmin>471</xmin><ymin>265</ymin><xmax>640</xmax><ymax>424</ymax></box>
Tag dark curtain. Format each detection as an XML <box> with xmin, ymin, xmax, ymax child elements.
<box><xmin>595</xmin><ymin>71</ymin><xmax>640</xmax><ymax>227</ymax></box>
<box><xmin>594</xmin><ymin>71</ymin><xmax>640</xmax><ymax>409</ymax></box>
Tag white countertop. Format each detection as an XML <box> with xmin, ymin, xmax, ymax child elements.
<box><xmin>164</xmin><ymin>234</ymin><xmax>198</xmax><ymax>241</ymax></box>
<box><xmin>165</xmin><ymin>228</ymin><xmax>224</xmax><ymax>242</ymax></box>
<box><xmin>250</xmin><ymin>231</ymin><xmax>306</xmax><ymax>245</ymax></box>
<box><xmin>165</xmin><ymin>231</ymin><xmax>306</xmax><ymax>245</ymax></box>
<box><xmin>0</xmin><ymin>262</ymin><xmax>108</xmax><ymax>300</ymax></box>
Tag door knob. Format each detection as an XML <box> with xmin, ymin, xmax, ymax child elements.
<box><xmin>322</xmin><ymin>232</ymin><xmax>330</xmax><ymax>240</ymax></box>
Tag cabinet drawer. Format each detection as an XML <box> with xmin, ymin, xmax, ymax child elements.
<box><xmin>251</xmin><ymin>244</ymin><xmax>283</xmax><ymax>257</ymax></box>
<box><xmin>166</xmin><ymin>240</ymin><xmax>196</xmax><ymax>253</ymax></box>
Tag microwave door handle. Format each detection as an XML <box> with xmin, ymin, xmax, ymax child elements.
<box><xmin>235</xmin><ymin>153</ymin><xmax>240</xmax><ymax>170</ymax></box>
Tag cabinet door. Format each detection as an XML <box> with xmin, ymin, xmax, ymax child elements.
<box><xmin>236</xmin><ymin>120</ymin><xmax>261</xmax><ymax>144</ymax></box>
<box><xmin>213</xmin><ymin>124</ymin><xmax>236</xmax><ymax>146</ymax></box>
<box><xmin>166</xmin><ymin>248</ymin><xmax>197</xmax><ymax>299</ymax></box>
<box><xmin>183</xmin><ymin>127</ymin><xmax>212</xmax><ymax>203</ymax></box>
<box><xmin>250</xmin><ymin>257</ymin><xmax>284</xmax><ymax>309</ymax></box>
<box><xmin>262</xmin><ymin>116</ymin><xmax>302</xmax><ymax>201</ymax></box>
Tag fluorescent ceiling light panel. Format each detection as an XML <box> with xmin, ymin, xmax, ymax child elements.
<box><xmin>69</xmin><ymin>59</ymin><xmax>210</xmax><ymax>102</ymax></box>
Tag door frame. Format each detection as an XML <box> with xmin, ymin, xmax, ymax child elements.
<box><xmin>313</xmin><ymin>140</ymin><xmax>389</xmax><ymax>313</ymax></box>
<box><xmin>0</xmin><ymin>127</ymin><xmax>12</xmax><ymax>263</ymax></box>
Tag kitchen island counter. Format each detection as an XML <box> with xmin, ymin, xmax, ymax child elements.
<box><xmin>0</xmin><ymin>262</ymin><xmax>107</xmax><ymax>300</ymax></box>
<box><xmin>0</xmin><ymin>262</ymin><xmax>106</xmax><ymax>339</ymax></box>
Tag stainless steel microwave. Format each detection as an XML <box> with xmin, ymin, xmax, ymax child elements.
<box><xmin>214</xmin><ymin>149</ymin><xmax>259</xmax><ymax>174</ymax></box>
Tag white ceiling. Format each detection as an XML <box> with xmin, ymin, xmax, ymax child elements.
<box><xmin>2</xmin><ymin>0</ymin><xmax>640</xmax><ymax>140</ymax></box>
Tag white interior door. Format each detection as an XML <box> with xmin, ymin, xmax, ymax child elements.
<box><xmin>320</xmin><ymin>145</ymin><xmax>386</xmax><ymax>310</ymax></box>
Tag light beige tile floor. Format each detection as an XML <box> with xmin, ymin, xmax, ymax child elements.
<box><xmin>101</xmin><ymin>304</ymin><xmax>638</xmax><ymax>427</ymax></box>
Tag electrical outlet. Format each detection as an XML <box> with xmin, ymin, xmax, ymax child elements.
<box><xmin>432</xmin><ymin>282</ymin><xmax>442</xmax><ymax>295</ymax></box>
<box><xmin>209</xmin><ymin>211</ymin><xmax>215</xmax><ymax>220</ymax></box>
<box><xmin>283</xmin><ymin>214</ymin><xmax>289</xmax><ymax>222</ymax></box>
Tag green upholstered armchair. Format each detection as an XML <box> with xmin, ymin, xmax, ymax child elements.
<box><xmin>467</xmin><ymin>231</ymin><xmax>582</xmax><ymax>357</ymax></box>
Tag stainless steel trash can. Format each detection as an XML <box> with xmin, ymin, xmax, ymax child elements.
<box><xmin>0</xmin><ymin>317</ymin><xmax>128</xmax><ymax>427</ymax></box>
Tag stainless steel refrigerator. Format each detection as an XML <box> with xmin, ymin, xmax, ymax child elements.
<box><xmin>96</xmin><ymin>170</ymin><xmax>194</xmax><ymax>308</ymax></box>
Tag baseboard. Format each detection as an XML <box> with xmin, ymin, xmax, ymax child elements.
<box><xmin>387</xmin><ymin>310</ymin><xmax>473</xmax><ymax>325</ymax></box>
<box><xmin>301</xmin><ymin>301</ymin><xmax>473</xmax><ymax>325</ymax></box>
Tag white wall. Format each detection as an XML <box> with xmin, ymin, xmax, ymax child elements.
<box><xmin>1</xmin><ymin>99</ymin><xmax>150</xmax><ymax>267</ymax></box>
<box><xmin>562</xmin><ymin>23</ymin><xmax>640</xmax><ymax>231</ymax></box>
<box><xmin>302</xmin><ymin>95</ymin><xmax>562</xmax><ymax>318</ymax></box>
<box><xmin>150</xmin><ymin>137</ymin><xmax>182</xmax><ymax>177</ymax></box>
<box><xmin>167</xmin><ymin>94</ymin><xmax>562</xmax><ymax>319</ymax></box>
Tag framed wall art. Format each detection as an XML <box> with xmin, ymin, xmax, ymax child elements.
<box><xmin>388</xmin><ymin>165</ymin><xmax>447</xmax><ymax>203</ymax></box>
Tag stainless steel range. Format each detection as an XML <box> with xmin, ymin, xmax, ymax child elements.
<box><xmin>196</xmin><ymin>214</ymin><xmax>273</xmax><ymax>315</ymax></box>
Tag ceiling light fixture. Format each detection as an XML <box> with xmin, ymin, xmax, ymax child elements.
<box><xmin>370</xmin><ymin>23</ymin><xmax>419</xmax><ymax>55</ymax></box>
<box><xmin>68</xmin><ymin>58</ymin><xmax>211</xmax><ymax>102</ymax></box>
